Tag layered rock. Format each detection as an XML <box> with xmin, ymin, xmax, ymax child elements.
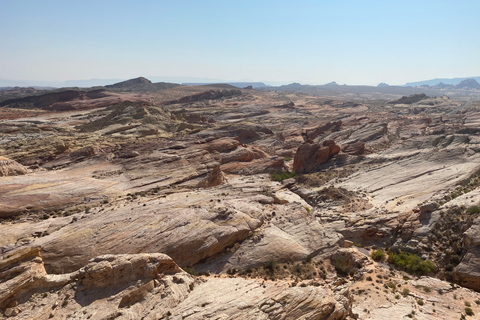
<box><xmin>0</xmin><ymin>248</ymin><xmax>194</xmax><ymax>320</ymax></box>
<box><xmin>169</xmin><ymin>278</ymin><xmax>352</xmax><ymax>320</ymax></box>
<box><xmin>453</xmin><ymin>217</ymin><xmax>480</xmax><ymax>291</ymax></box>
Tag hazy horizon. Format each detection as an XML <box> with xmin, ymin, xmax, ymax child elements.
<box><xmin>2</xmin><ymin>1</ymin><xmax>479</xmax><ymax>86</ymax></box>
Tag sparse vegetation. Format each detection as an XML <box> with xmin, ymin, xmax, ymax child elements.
<box><xmin>264</xmin><ymin>258</ymin><xmax>277</xmax><ymax>273</ymax></box>
<box><xmin>270</xmin><ymin>171</ymin><xmax>296</xmax><ymax>181</ymax></box>
<box><xmin>371</xmin><ymin>249</ymin><xmax>386</xmax><ymax>262</ymax></box>
<box><xmin>183</xmin><ymin>267</ymin><xmax>196</xmax><ymax>276</ymax></box>
<box><xmin>467</xmin><ymin>206</ymin><xmax>480</xmax><ymax>215</ymax></box>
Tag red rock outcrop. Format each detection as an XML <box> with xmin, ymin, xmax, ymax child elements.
<box><xmin>293</xmin><ymin>140</ymin><xmax>341</xmax><ymax>173</ymax></box>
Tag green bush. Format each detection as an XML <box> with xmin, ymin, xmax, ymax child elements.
<box><xmin>371</xmin><ymin>249</ymin><xmax>386</xmax><ymax>261</ymax></box>
<box><xmin>387</xmin><ymin>251</ymin><xmax>436</xmax><ymax>275</ymax></box>
<box><xmin>271</xmin><ymin>171</ymin><xmax>296</xmax><ymax>181</ymax></box>
<box><xmin>465</xmin><ymin>307</ymin><xmax>474</xmax><ymax>316</ymax></box>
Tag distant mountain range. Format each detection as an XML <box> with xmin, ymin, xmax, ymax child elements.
<box><xmin>0</xmin><ymin>78</ymin><xmax>124</xmax><ymax>88</ymax></box>
<box><xmin>182</xmin><ymin>82</ymin><xmax>268</xmax><ymax>88</ymax></box>
<box><xmin>404</xmin><ymin>76</ymin><xmax>480</xmax><ymax>87</ymax></box>
<box><xmin>2</xmin><ymin>76</ymin><xmax>480</xmax><ymax>93</ymax></box>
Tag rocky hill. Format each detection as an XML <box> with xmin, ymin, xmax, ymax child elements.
<box><xmin>456</xmin><ymin>79</ymin><xmax>480</xmax><ymax>90</ymax></box>
<box><xmin>1</xmin><ymin>84</ymin><xmax>480</xmax><ymax>319</ymax></box>
<box><xmin>105</xmin><ymin>77</ymin><xmax>180</xmax><ymax>91</ymax></box>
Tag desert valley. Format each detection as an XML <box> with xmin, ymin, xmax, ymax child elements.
<box><xmin>1</xmin><ymin>77</ymin><xmax>480</xmax><ymax>319</ymax></box>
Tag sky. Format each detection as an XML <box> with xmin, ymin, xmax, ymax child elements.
<box><xmin>1</xmin><ymin>0</ymin><xmax>480</xmax><ymax>86</ymax></box>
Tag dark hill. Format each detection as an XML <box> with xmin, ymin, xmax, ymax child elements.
<box><xmin>456</xmin><ymin>79</ymin><xmax>480</xmax><ymax>90</ymax></box>
<box><xmin>105</xmin><ymin>77</ymin><xmax>180</xmax><ymax>91</ymax></box>
<box><xmin>387</xmin><ymin>93</ymin><xmax>429</xmax><ymax>105</ymax></box>
<box><xmin>0</xmin><ymin>89</ymin><xmax>108</xmax><ymax>110</ymax></box>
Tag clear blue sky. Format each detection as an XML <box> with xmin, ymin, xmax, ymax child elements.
<box><xmin>1</xmin><ymin>0</ymin><xmax>479</xmax><ymax>85</ymax></box>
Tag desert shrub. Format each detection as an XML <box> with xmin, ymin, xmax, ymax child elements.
<box><xmin>264</xmin><ymin>258</ymin><xmax>277</xmax><ymax>273</ymax></box>
<box><xmin>371</xmin><ymin>249</ymin><xmax>386</xmax><ymax>261</ymax></box>
<box><xmin>183</xmin><ymin>266</ymin><xmax>196</xmax><ymax>276</ymax></box>
<box><xmin>387</xmin><ymin>251</ymin><xmax>436</xmax><ymax>275</ymax></box>
<box><xmin>417</xmin><ymin>299</ymin><xmax>424</xmax><ymax>306</ymax></box>
<box><xmin>284</xmin><ymin>156</ymin><xmax>292</xmax><ymax>162</ymax></box>
<box><xmin>467</xmin><ymin>206</ymin><xmax>480</xmax><ymax>214</ymax></box>
<box><xmin>402</xmin><ymin>288</ymin><xmax>410</xmax><ymax>297</ymax></box>
<box><xmin>270</xmin><ymin>171</ymin><xmax>296</xmax><ymax>181</ymax></box>
<box><xmin>465</xmin><ymin>307</ymin><xmax>474</xmax><ymax>316</ymax></box>
<box><xmin>465</xmin><ymin>301</ymin><xmax>471</xmax><ymax>307</ymax></box>
<box><xmin>387</xmin><ymin>282</ymin><xmax>396</xmax><ymax>290</ymax></box>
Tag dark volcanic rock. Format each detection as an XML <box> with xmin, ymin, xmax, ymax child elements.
<box><xmin>164</xmin><ymin>89</ymin><xmax>242</xmax><ymax>105</ymax></box>
<box><xmin>0</xmin><ymin>89</ymin><xmax>108</xmax><ymax>110</ymax></box>
<box><xmin>105</xmin><ymin>77</ymin><xmax>180</xmax><ymax>91</ymax></box>
<box><xmin>388</xmin><ymin>93</ymin><xmax>429</xmax><ymax>105</ymax></box>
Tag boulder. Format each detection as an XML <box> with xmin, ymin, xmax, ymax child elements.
<box><xmin>331</xmin><ymin>248</ymin><xmax>368</xmax><ymax>276</ymax></box>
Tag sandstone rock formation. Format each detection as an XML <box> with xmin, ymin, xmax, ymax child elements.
<box><xmin>293</xmin><ymin>140</ymin><xmax>341</xmax><ymax>173</ymax></box>
<box><xmin>453</xmin><ymin>217</ymin><xmax>480</xmax><ymax>291</ymax></box>
<box><xmin>0</xmin><ymin>247</ymin><xmax>355</xmax><ymax>320</ymax></box>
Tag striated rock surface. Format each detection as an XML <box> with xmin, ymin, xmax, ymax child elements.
<box><xmin>0</xmin><ymin>247</ymin><xmax>354</xmax><ymax>320</ymax></box>
<box><xmin>170</xmin><ymin>278</ymin><xmax>352</xmax><ymax>320</ymax></box>
<box><xmin>2</xmin><ymin>83</ymin><xmax>480</xmax><ymax>318</ymax></box>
